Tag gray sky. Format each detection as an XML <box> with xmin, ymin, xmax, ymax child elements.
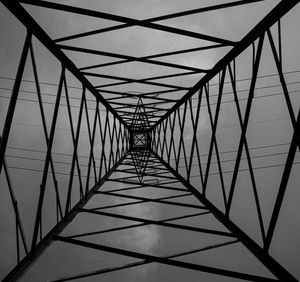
<box><xmin>1</xmin><ymin>0</ymin><xmax>300</xmax><ymax>281</ymax></box>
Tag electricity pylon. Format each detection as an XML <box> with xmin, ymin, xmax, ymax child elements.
<box><xmin>0</xmin><ymin>0</ymin><xmax>299</xmax><ymax>281</ymax></box>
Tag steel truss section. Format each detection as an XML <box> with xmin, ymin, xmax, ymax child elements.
<box><xmin>0</xmin><ymin>12</ymin><xmax>129</xmax><ymax>278</ymax></box>
<box><xmin>0</xmin><ymin>0</ymin><xmax>300</xmax><ymax>281</ymax></box>
<box><xmin>3</xmin><ymin>151</ymin><xmax>297</xmax><ymax>281</ymax></box>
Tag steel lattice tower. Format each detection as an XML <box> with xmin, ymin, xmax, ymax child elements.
<box><xmin>0</xmin><ymin>0</ymin><xmax>300</xmax><ymax>281</ymax></box>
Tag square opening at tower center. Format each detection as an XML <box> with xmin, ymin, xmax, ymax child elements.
<box><xmin>133</xmin><ymin>132</ymin><xmax>147</xmax><ymax>147</ymax></box>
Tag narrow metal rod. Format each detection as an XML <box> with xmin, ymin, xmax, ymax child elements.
<box><xmin>29</xmin><ymin>42</ymin><xmax>63</xmax><ymax>219</ymax></box>
<box><xmin>153</xmin><ymin>151</ymin><xmax>297</xmax><ymax>281</ymax></box>
<box><xmin>2</xmin><ymin>154</ymin><xmax>127</xmax><ymax>282</ymax></box>
<box><xmin>0</xmin><ymin>31</ymin><xmax>31</xmax><ymax>175</ymax></box>
<box><xmin>31</xmin><ymin>67</ymin><xmax>65</xmax><ymax>250</ymax></box>
<box><xmin>153</xmin><ymin>0</ymin><xmax>299</xmax><ymax>129</ymax></box>
<box><xmin>264</xmin><ymin>108</ymin><xmax>300</xmax><ymax>250</ymax></box>
<box><xmin>54</xmin><ymin>235</ymin><xmax>279</xmax><ymax>282</ymax></box>
<box><xmin>228</xmin><ymin>62</ymin><xmax>266</xmax><ymax>241</ymax></box>
<box><xmin>19</xmin><ymin>0</ymin><xmax>235</xmax><ymax>45</ymax></box>
<box><xmin>85</xmin><ymin>102</ymin><xmax>99</xmax><ymax>195</ymax></box>
<box><xmin>63</xmin><ymin>75</ymin><xmax>84</xmax><ymax>198</ymax></box>
<box><xmin>80</xmin><ymin>208</ymin><xmax>235</xmax><ymax>237</ymax></box>
<box><xmin>51</xmin><ymin>240</ymin><xmax>239</xmax><ymax>282</ymax></box>
<box><xmin>64</xmin><ymin>88</ymin><xmax>86</xmax><ymax>215</ymax></box>
<box><xmin>226</xmin><ymin>35</ymin><xmax>264</xmax><ymax>215</ymax></box>
<box><xmin>3</xmin><ymin>157</ymin><xmax>29</xmax><ymax>254</ymax></box>
<box><xmin>1</xmin><ymin>0</ymin><xmax>127</xmax><ymax>128</ymax></box>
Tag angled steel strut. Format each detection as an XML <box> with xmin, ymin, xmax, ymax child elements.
<box><xmin>0</xmin><ymin>0</ymin><xmax>299</xmax><ymax>281</ymax></box>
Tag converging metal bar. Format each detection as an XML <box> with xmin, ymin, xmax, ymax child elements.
<box><xmin>63</xmin><ymin>75</ymin><xmax>84</xmax><ymax>200</ymax></box>
<box><xmin>50</xmin><ymin>240</ymin><xmax>239</xmax><ymax>282</ymax></box>
<box><xmin>31</xmin><ymin>67</ymin><xmax>65</xmax><ymax>250</ymax></box>
<box><xmin>85</xmin><ymin>101</ymin><xmax>99</xmax><ymax>195</ymax></box>
<box><xmin>153</xmin><ymin>0</ymin><xmax>299</xmax><ymax>129</ymax></box>
<box><xmin>2</xmin><ymin>154</ymin><xmax>29</xmax><ymax>256</ymax></box>
<box><xmin>264</xmin><ymin>108</ymin><xmax>300</xmax><ymax>251</ymax></box>
<box><xmin>19</xmin><ymin>0</ymin><xmax>236</xmax><ymax>46</ymax></box>
<box><xmin>0</xmin><ymin>31</ymin><xmax>31</xmax><ymax>175</ymax></box>
<box><xmin>1</xmin><ymin>0</ymin><xmax>127</xmax><ymax>128</ymax></box>
<box><xmin>227</xmin><ymin>62</ymin><xmax>266</xmax><ymax>241</ymax></box>
<box><xmin>2</xmin><ymin>154</ymin><xmax>127</xmax><ymax>282</ymax></box>
<box><xmin>65</xmin><ymin>88</ymin><xmax>86</xmax><ymax>216</ymax></box>
<box><xmin>187</xmin><ymin>89</ymin><xmax>204</xmax><ymax>186</ymax></box>
<box><xmin>58</xmin><ymin>45</ymin><xmax>206</xmax><ymax>73</ymax></box>
<box><xmin>54</xmin><ymin>235</ymin><xmax>279</xmax><ymax>282</ymax></box>
<box><xmin>153</xmin><ymin>151</ymin><xmax>298</xmax><ymax>282</ymax></box>
<box><xmin>29</xmin><ymin>41</ymin><xmax>63</xmax><ymax>221</ymax></box>
<box><xmin>202</xmin><ymin>68</ymin><xmax>226</xmax><ymax>195</ymax></box>
<box><xmin>226</xmin><ymin>35</ymin><xmax>264</xmax><ymax>215</ymax></box>
<box><xmin>51</xmin><ymin>1</ymin><xmax>264</xmax><ymax>44</ymax></box>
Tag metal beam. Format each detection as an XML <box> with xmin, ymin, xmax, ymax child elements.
<box><xmin>153</xmin><ymin>0</ymin><xmax>300</xmax><ymax>129</ymax></box>
<box><xmin>54</xmin><ymin>235</ymin><xmax>279</xmax><ymax>282</ymax></box>
<box><xmin>153</xmin><ymin>151</ymin><xmax>298</xmax><ymax>282</ymax></box>
<box><xmin>2</xmin><ymin>154</ymin><xmax>127</xmax><ymax>282</ymax></box>
<box><xmin>19</xmin><ymin>0</ymin><xmax>236</xmax><ymax>46</ymax></box>
<box><xmin>50</xmin><ymin>240</ymin><xmax>239</xmax><ymax>282</ymax></box>
<box><xmin>1</xmin><ymin>0</ymin><xmax>128</xmax><ymax>129</ymax></box>
<box><xmin>0</xmin><ymin>31</ymin><xmax>31</xmax><ymax>175</ymax></box>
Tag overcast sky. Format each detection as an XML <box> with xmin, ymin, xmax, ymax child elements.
<box><xmin>1</xmin><ymin>0</ymin><xmax>300</xmax><ymax>281</ymax></box>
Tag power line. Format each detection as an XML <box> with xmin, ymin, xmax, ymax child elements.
<box><xmin>6</xmin><ymin>145</ymin><xmax>99</xmax><ymax>160</ymax></box>
<box><xmin>7</xmin><ymin>160</ymin><xmax>300</xmax><ymax>179</ymax></box>
<box><xmin>2</xmin><ymin>69</ymin><xmax>299</xmax><ymax>96</ymax></box>
<box><xmin>0</xmin><ymin>92</ymin><xmax>105</xmax><ymax>111</ymax></box>
<box><xmin>1</xmin><ymin>94</ymin><xmax>298</xmax><ymax>135</ymax></box>
<box><xmin>1</xmin><ymin>70</ymin><xmax>300</xmax><ymax>105</ymax></box>
<box><xmin>7</xmin><ymin>141</ymin><xmax>290</xmax><ymax>162</ymax></box>
<box><xmin>6</xmin><ymin>165</ymin><xmax>88</xmax><ymax>177</ymax></box>
<box><xmin>189</xmin><ymin>161</ymin><xmax>300</xmax><ymax>177</ymax></box>
<box><xmin>159</xmin><ymin>115</ymin><xmax>296</xmax><ymax>137</ymax></box>
<box><xmin>5</xmin><ymin>154</ymin><xmax>99</xmax><ymax>167</ymax></box>
<box><xmin>178</xmin><ymin>151</ymin><xmax>291</xmax><ymax>169</ymax></box>
<box><xmin>6</xmin><ymin>149</ymin><xmax>291</xmax><ymax>172</ymax></box>
<box><xmin>0</xmin><ymin>76</ymin><xmax>82</xmax><ymax>90</ymax></box>
<box><xmin>160</xmin><ymin>141</ymin><xmax>291</xmax><ymax>161</ymax></box>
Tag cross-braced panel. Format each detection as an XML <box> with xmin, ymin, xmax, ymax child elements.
<box><xmin>0</xmin><ymin>0</ymin><xmax>300</xmax><ymax>281</ymax></box>
<box><xmin>0</xmin><ymin>17</ymin><xmax>129</xmax><ymax>280</ymax></box>
<box><xmin>5</xmin><ymin>152</ymin><xmax>292</xmax><ymax>281</ymax></box>
<box><xmin>2</xmin><ymin>0</ymin><xmax>286</xmax><ymax>128</ymax></box>
<box><xmin>153</xmin><ymin>1</ymin><xmax>300</xmax><ymax>280</ymax></box>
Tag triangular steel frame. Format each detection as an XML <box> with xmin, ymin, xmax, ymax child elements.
<box><xmin>0</xmin><ymin>1</ymin><xmax>299</xmax><ymax>281</ymax></box>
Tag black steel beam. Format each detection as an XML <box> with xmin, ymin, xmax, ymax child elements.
<box><xmin>51</xmin><ymin>0</ymin><xmax>265</xmax><ymax>44</ymax></box>
<box><xmin>54</xmin><ymin>235</ymin><xmax>279</xmax><ymax>282</ymax></box>
<box><xmin>83</xmin><ymin>71</ymin><xmax>188</xmax><ymax>90</ymax></box>
<box><xmin>79</xmin><ymin>45</ymin><xmax>222</xmax><ymax>72</ymax></box>
<box><xmin>19</xmin><ymin>0</ymin><xmax>236</xmax><ymax>46</ymax></box>
<box><xmin>153</xmin><ymin>0</ymin><xmax>300</xmax><ymax>129</ymax></box>
<box><xmin>2</xmin><ymin>154</ymin><xmax>127</xmax><ymax>282</ymax></box>
<box><xmin>153</xmin><ymin>151</ymin><xmax>298</xmax><ymax>281</ymax></box>
<box><xmin>59</xmin><ymin>45</ymin><xmax>206</xmax><ymax>73</ymax></box>
<box><xmin>95</xmin><ymin>190</ymin><xmax>207</xmax><ymax>210</ymax></box>
<box><xmin>51</xmin><ymin>1</ymin><xmax>265</xmax><ymax>44</ymax></box>
<box><xmin>80</xmin><ymin>208</ymin><xmax>235</xmax><ymax>237</ymax></box>
<box><xmin>1</xmin><ymin>0</ymin><xmax>127</xmax><ymax>129</ymax></box>
<box><xmin>146</xmin><ymin>0</ymin><xmax>267</xmax><ymax>22</ymax></box>
<box><xmin>50</xmin><ymin>240</ymin><xmax>239</xmax><ymax>282</ymax></box>
<box><xmin>0</xmin><ymin>31</ymin><xmax>31</xmax><ymax>175</ymax></box>
<box><xmin>264</xmin><ymin>108</ymin><xmax>300</xmax><ymax>250</ymax></box>
<box><xmin>31</xmin><ymin>67</ymin><xmax>65</xmax><ymax>250</ymax></box>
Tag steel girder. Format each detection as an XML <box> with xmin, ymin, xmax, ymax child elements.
<box><xmin>0</xmin><ymin>0</ymin><xmax>300</xmax><ymax>281</ymax></box>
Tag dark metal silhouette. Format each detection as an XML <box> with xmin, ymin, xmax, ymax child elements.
<box><xmin>0</xmin><ymin>0</ymin><xmax>299</xmax><ymax>281</ymax></box>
